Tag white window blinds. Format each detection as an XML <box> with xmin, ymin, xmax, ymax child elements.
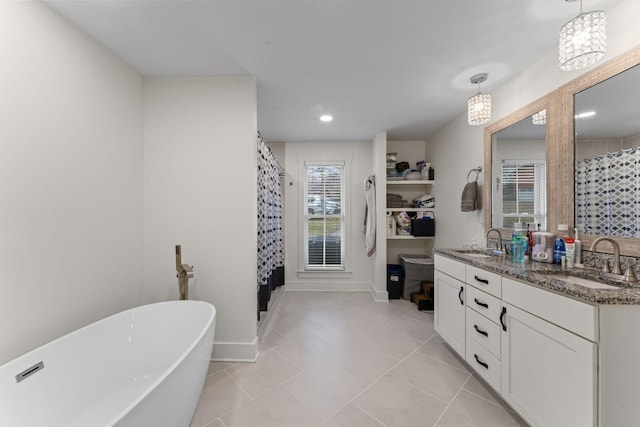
<box><xmin>303</xmin><ymin>162</ymin><xmax>345</xmax><ymax>270</ymax></box>
<box><xmin>501</xmin><ymin>160</ymin><xmax>546</xmax><ymax>229</ymax></box>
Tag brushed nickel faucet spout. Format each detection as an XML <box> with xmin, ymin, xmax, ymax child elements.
<box><xmin>590</xmin><ymin>237</ymin><xmax>622</xmax><ymax>275</ymax></box>
<box><xmin>486</xmin><ymin>228</ymin><xmax>503</xmax><ymax>252</ymax></box>
<box><xmin>175</xmin><ymin>245</ymin><xmax>194</xmax><ymax>300</ymax></box>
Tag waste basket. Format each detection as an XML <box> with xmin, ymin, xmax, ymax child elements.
<box><xmin>386</xmin><ymin>264</ymin><xmax>404</xmax><ymax>299</ymax></box>
<box><xmin>399</xmin><ymin>255</ymin><xmax>434</xmax><ymax>299</ymax></box>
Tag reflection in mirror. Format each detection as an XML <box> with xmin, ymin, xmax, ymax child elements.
<box><xmin>574</xmin><ymin>64</ymin><xmax>640</xmax><ymax>238</ymax></box>
<box><xmin>491</xmin><ymin>114</ymin><xmax>547</xmax><ymax>231</ymax></box>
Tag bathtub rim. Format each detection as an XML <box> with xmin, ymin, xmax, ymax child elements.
<box><xmin>108</xmin><ymin>300</ymin><xmax>216</xmax><ymax>426</ymax></box>
<box><xmin>0</xmin><ymin>300</ymin><xmax>216</xmax><ymax>426</ymax></box>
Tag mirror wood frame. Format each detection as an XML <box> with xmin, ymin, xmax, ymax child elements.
<box><xmin>560</xmin><ymin>45</ymin><xmax>640</xmax><ymax>257</ymax></box>
<box><xmin>483</xmin><ymin>45</ymin><xmax>640</xmax><ymax>257</ymax></box>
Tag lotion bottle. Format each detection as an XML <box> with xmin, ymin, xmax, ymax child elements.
<box><xmin>574</xmin><ymin>227</ymin><xmax>583</xmax><ymax>267</ymax></box>
<box><xmin>565</xmin><ymin>237</ymin><xmax>575</xmax><ymax>268</ymax></box>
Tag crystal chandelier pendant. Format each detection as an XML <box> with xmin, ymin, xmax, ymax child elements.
<box><xmin>467</xmin><ymin>73</ymin><xmax>491</xmax><ymax>126</ymax></box>
<box><xmin>559</xmin><ymin>1</ymin><xmax>606</xmax><ymax>71</ymax></box>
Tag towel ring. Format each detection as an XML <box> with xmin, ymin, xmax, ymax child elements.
<box><xmin>467</xmin><ymin>166</ymin><xmax>482</xmax><ymax>183</ymax></box>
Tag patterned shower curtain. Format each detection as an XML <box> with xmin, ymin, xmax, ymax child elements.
<box><xmin>257</xmin><ymin>133</ymin><xmax>284</xmax><ymax>314</ymax></box>
<box><xmin>575</xmin><ymin>146</ymin><xmax>640</xmax><ymax>238</ymax></box>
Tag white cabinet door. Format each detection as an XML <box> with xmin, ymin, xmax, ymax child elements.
<box><xmin>501</xmin><ymin>303</ymin><xmax>597</xmax><ymax>427</ymax></box>
<box><xmin>434</xmin><ymin>270</ymin><xmax>465</xmax><ymax>358</ymax></box>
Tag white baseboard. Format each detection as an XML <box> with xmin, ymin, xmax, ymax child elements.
<box><xmin>211</xmin><ymin>336</ymin><xmax>259</xmax><ymax>362</ymax></box>
<box><xmin>369</xmin><ymin>282</ymin><xmax>389</xmax><ymax>302</ymax></box>
<box><xmin>285</xmin><ymin>280</ymin><xmax>371</xmax><ymax>291</ymax></box>
<box><xmin>284</xmin><ymin>280</ymin><xmax>389</xmax><ymax>302</ymax></box>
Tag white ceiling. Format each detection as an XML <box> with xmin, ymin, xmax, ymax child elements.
<box><xmin>44</xmin><ymin>0</ymin><xmax>623</xmax><ymax>142</ymax></box>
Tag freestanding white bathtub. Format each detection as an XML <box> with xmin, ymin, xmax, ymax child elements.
<box><xmin>0</xmin><ymin>300</ymin><xmax>216</xmax><ymax>427</ymax></box>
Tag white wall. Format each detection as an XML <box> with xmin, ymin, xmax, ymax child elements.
<box><xmin>428</xmin><ymin>0</ymin><xmax>640</xmax><ymax>249</ymax></box>
<box><xmin>372</xmin><ymin>132</ymin><xmax>388</xmax><ymax>300</ymax></box>
<box><xmin>142</xmin><ymin>77</ymin><xmax>258</xmax><ymax>361</ymax></box>
<box><xmin>0</xmin><ymin>2</ymin><xmax>143</xmax><ymax>364</ymax></box>
<box><xmin>283</xmin><ymin>141</ymin><xmax>374</xmax><ymax>291</ymax></box>
<box><xmin>427</xmin><ymin>116</ymin><xmax>486</xmax><ymax>248</ymax></box>
<box><xmin>576</xmin><ymin>136</ymin><xmax>640</xmax><ymax>161</ymax></box>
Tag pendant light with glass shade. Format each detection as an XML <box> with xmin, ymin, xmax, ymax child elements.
<box><xmin>467</xmin><ymin>73</ymin><xmax>491</xmax><ymax>126</ymax></box>
<box><xmin>559</xmin><ymin>0</ymin><xmax>606</xmax><ymax>71</ymax></box>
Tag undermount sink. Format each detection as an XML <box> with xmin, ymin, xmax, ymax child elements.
<box><xmin>549</xmin><ymin>275</ymin><xmax>620</xmax><ymax>290</ymax></box>
<box><xmin>464</xmin><ymin>253</ymin><xmax>492</xmax><ymax>258</ymax></box>
<box><xmin>452</xmin><ymin>249</ymin><xmax>493</xmax><ymax>259</ymax></box>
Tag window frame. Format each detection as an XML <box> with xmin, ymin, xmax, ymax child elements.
<box><xmin>500</xmin><ymin>159</ymin><xmax>547</xmax><ymax>230</ymax></box>
<box><xmin>302</xmin><ymin>161</ymin><xmax>346</xmax><ymax>271</ymax></box>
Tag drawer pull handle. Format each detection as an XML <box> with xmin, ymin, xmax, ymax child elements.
<box><xmin>474</xmin><ymin>354</ymin><xmax>489</xmax><ymax>369</ymax></box>
<box><xmin>474</xmin><ymin>275</ymin><xmax>489</xmax><ymax>284</ymax></box>
<box><xmin>500</xmin><ymin>306</ymin><xmax>507</xmax><ymax>331</ymax></box>
<box><xmin>474</xmin><ymin>324</ymin><xmax>489</xmax><ymax>337</ymax></box>
<box><xmin>458</xmin><ymin>287</ymin><xmax>464</xmax><ymax>305</ymax></box>
<box><xmin>474</xmin><ymin>298</ymin><xmax>489</xmax><ymax>309</ymax></box>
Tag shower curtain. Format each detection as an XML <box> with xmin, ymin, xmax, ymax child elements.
<box><xmin>257</xmin><ymin>133</ymin><xmax>284</xmax><ymax>315</ymax></box>
<box><xmin>575</xmin><ymin>146</ymin><xmax>640</xmax><ymax>238</ymax></box>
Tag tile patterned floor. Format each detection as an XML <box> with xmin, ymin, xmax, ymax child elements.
<box><xmin>190</xmin><ymin>291</ymin><xmax>528</xmax><ymax>427</ymax></box>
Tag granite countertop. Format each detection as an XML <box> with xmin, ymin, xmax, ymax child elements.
<box><xmin>435</xmin><ymin>248</ymin><xmax>640</xmax><ymax>305</ymax></box>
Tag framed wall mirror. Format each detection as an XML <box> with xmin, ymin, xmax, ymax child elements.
<box><xmin>562</xmin><ymin>45</ymin><xmax>640</xmax><ymax>256</ymax></box>
<box><xmin>574</xmin><ymin>64</ymin><xmax>640</xmax><ymax>239</ymax></box>
<box><xmin>484</xmin><ymin>94</ymin><xmax>555</xmax><ymax>237</ymax></box>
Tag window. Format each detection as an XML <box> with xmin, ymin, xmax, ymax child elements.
<box><xmin>303</xmin><ymin>162</ymin><xmax>345</xmax><ymax>270</ymax></box>
<box><xmin>501</xmin><ymin>160</ymin><xmax>546</xmax><ymax>229</ymax></box>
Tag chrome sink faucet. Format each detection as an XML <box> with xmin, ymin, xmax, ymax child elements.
<box><xmin>589</xmin><ymin>237</ymin><xmax>637</xmax><ymax>282</ymax></box>
<box><xmin>486</xmin><ymin>228</ymin><xmax>503</xmax><ymax>252</ymax></box>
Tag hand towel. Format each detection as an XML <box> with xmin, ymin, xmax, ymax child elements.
<box><xmin>461</xmin><ymin>181</ymin><xmax>480</xmax><ymax>212</ymax></box>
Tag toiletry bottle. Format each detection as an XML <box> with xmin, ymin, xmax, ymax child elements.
<box><xmin>574</xmin><ymin>228</ymin><xmax>583</xmax><ymax>266</ymax></box>
<box><xmin>524</xmin><ymin>224</ymin><xmax>531</xmax><ymax>260</ymax></box>
<box><xmin>528</xmin><ymin>224</ymin><xmax>534</xmax><ymax>257</ymax></box>
<box><xmin>512</xmin><ymin>223</ymin><xmax>525</xmax><ymax>263</ymax></box>
<box><xmin>565</xmin><ymin>237</ymin><xmax>575</xmax><ymax>268</ymax></box>
<box><xmin>557</xmin><ymin>224</ymin><xmax>569</xmax><ymax>240</ymax></box>
<box><xmin>554</xmin><ymin>224</ymin><xmax>569</xmax><ymax>265</ymax></box>
<box><xmin>553</xmin><ymin>238</ymin><xmax>566</xmax><ymax>265</ymax></box>
<box><xmin>511</xmin><ymin>232</ymin><xmax>520</xmax><ymax>263</ymax></box>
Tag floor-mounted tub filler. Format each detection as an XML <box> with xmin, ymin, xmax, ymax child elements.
<box><xmin>0</xmin><ymin>300</ymin><xmax>216</xmax><ymax>427</ymax></box>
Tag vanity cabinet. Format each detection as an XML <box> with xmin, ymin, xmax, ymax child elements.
<box><xmin>501</xmin><ymin>302</ymin><xmax>596</xmax><ymax>427</ymax></box>
<box><xmin>434</xmin><ymin>254</ymin><xmax>465</xmax><ymax>358</ymax></box>
<box><xmin>435</xmin><ymin>254</ymin><xmax>600</xmax><ymax>427</ymax></box>
<box><xmin>501</xmin><ymin>278</ymin><xmax>597</xmax><ymax>427</ymax></box>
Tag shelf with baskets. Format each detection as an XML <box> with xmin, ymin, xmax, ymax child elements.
<box><xmin>386</xmin><ymin>179</ymin><xmax>435</xmax><ymax>240</ymax></box>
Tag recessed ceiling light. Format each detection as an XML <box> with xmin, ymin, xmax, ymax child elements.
<box><xmin>575</xmin><ymin>111</ymin><xmax>596</xmax><ymax>119</ymax></box>
<box><xmin>320</xmin><ymin>114</ymin><xmax>333</xmax><ymax>122</ymax></box>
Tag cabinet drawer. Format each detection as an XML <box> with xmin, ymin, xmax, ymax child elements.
<box><xmin>466</xmin><ymin>285</ymin><xmax>502</xmax><ymax>324</ymax></box>
<box><xmin>466</xmin><ymin>265</ymin><xmax>501</xmax><ymax>298</ymax></box>
<box><xmin>434</xmin><ymin>254</ymin><xmax>465</xmax><ymax>282</ymax></box>
<box><xmin>502</xmin><ymin>277</ymin><xmax>598</xmax><ymax>342</ymax></box>
<box><xmin>466</xmin><ymin>307</ymin><xmax>501</xmax><ymax>359</ymax></box>
<box><xmin>466</xmin><ymin>336</ymin><xmax>501</xmax><ymax>393</ymax></box>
